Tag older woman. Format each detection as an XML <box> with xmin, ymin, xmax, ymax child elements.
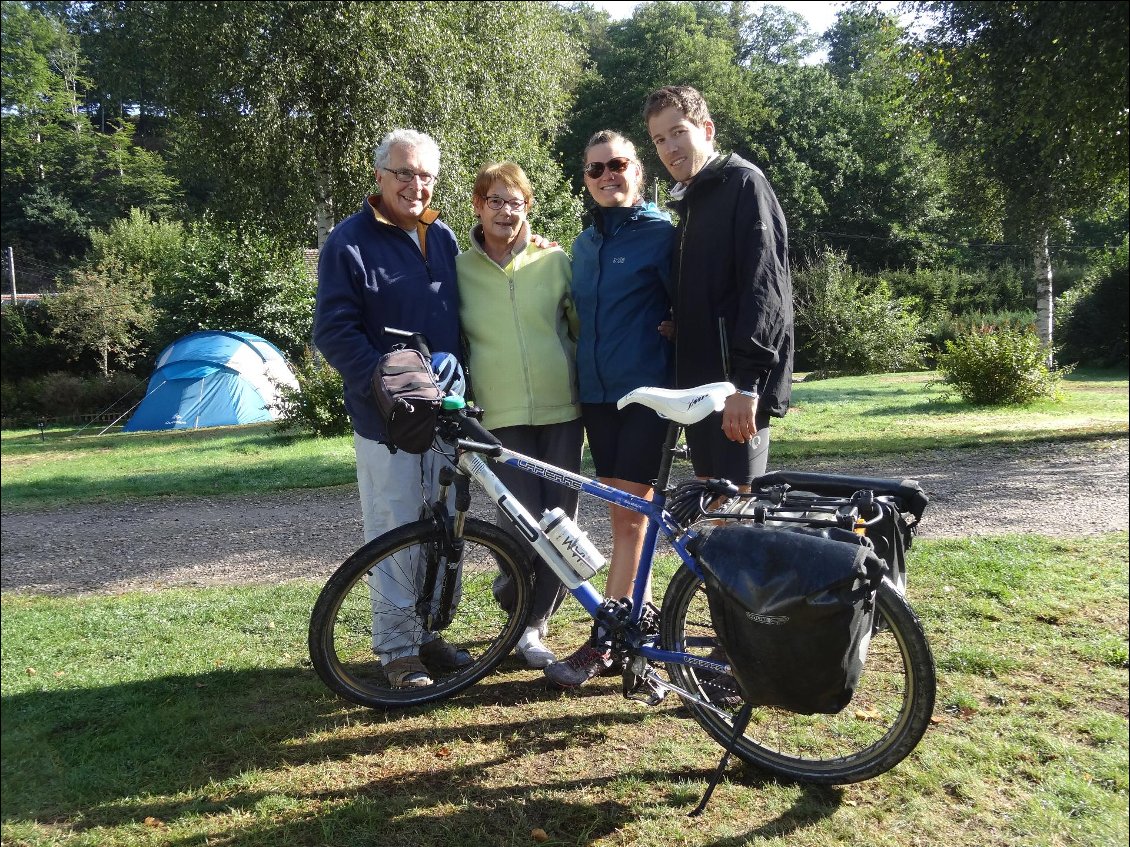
<box><xmin>543</xmin><ymin>130</ymin><xmax>675</xmax><ymax>688</ymax></box>
<box><xmin>456</xmin><ymin>161</ymin><xmax>582</xmax><ymax>669</ymax></box>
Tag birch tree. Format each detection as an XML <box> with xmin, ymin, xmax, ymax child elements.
<box><xmin>917</xmin><ymin>1</ymin><xmax>1129</xmax><ymax>360</ymax></box>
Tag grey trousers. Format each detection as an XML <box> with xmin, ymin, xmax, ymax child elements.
<box><xmin>354</xmin><ymin>434</ymin><xmax>453</xmax><ymax>663</ymax></box>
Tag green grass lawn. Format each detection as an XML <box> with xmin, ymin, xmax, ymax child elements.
<box><xmin>2</xmin><ymin>534</ymin><xmax>1126</xmax><ymax>846</ymax></box>
<box><xmin>3</xmin><ymin>369</ymin><xmax>1127</xmax><ymax>510</ymax></box>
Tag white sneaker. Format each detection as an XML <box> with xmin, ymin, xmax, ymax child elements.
<box><xmin>517</xmin><ymin>627</ymin><xmax>556</xmax><ymax>669</ymax></box>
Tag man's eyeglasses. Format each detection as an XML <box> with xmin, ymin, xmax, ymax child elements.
<box><xmin>483</xmin><ymin>195</ymin><xmax>527</xmax><ymax>212</ymax></box>
<box><xmin>383</xmin><ymin>167</ymin><xmax>436</xmax><ymax>186</ymax></box>
<box><xmin>583</xmin><ymin>157</ymin><xmax>633</xmax><ymax>179</ymax></box>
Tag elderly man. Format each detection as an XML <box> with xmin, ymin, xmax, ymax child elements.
<box><xmin>313</xmin><ymin>129</ymin><xmax>470</xmax><ymax>689</ymax></box>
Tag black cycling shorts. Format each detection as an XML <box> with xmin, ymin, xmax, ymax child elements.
<box><xmin>684</xmin><ymin>412</ymin><xmax>771</xmax><ymax>486</ymax></box>
<box><xmin>582</xmin><ymin>402</ymin><xmax>670</xmax><ymax>485</ymax></box>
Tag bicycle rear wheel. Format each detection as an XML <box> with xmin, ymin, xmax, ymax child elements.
<box><xmin>309</xmin><ymin>517</ymin><xmax>532</xmax><ymax>708</ymax></box>
<box><xmin>660</xmin><ymin>566</ymin><xmax>936</xmax><ymax>784</ymax></box>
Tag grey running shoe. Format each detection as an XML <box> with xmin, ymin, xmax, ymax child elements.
<box><xmin>544</xmin><ymin>643</ymin><xmax>613</xmax><ymax>688</ymax></box>
<box><xmin>384</xmin><ymin>655</ymin><xmax>433</xmax><ymax>688</ymax></box>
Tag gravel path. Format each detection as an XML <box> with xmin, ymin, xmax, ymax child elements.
<box><xmin>2</xmin><ymin>438</ymin><xmax>1126</xmax><ymax>597</ymax></box>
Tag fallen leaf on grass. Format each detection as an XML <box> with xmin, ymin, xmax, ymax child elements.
<box><xmin>531</xmin><ymin>828</ymin><xmax>550</xmax><ymax>843</ymax></box>
<box><xmin>854</xmin><ymin>708</ymin><xmax>881</xmax><ymax>721</ymax></box>
<box><xmin>26</xmin><ymin>667</ymin><xmax>37</xmax><ymax>676</ymax></box>
<box><xmin>435</xmin><ymin>747</ymin><xmax>452</xmax><ymax>758</ymax></box>
<box><xmin>143</xmin><ymin>817</ymin><xmax>165</xmax><ymax>828</ymax></box>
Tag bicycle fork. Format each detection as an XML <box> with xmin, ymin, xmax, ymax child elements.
<box><xmin>416</xmin><ymin>465</ymin><xmax>471</xmax><ymax>632</ymax></box>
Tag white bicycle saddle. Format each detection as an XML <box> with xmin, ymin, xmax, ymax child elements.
<box><xmin>616</xmin><ymin>382</ymin><xmax>736</xmax><ymax>425</ymax></box>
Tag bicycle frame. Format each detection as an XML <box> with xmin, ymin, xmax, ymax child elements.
<box><xmin>449</xmin><ymin>429</ymin><xmax>726</xmax><ymax>686</ymax></box>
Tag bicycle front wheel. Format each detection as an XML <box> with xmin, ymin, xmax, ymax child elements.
<box><xmin>661</xmin><ymin>566</ymin><xmax>936</xmax><ymax>784</ymax></box>
<box><xmin>309</xmin><ymin>517</ymin><xmax>532</xmax><ymax>709</ymax></box>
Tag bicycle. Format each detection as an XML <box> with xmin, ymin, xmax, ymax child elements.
<box><xmin>309</xmin><ymin>350</ymin><xmax>936</xmax><ymax>788</ymax></box>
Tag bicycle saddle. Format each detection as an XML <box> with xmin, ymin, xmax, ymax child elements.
<box><xmin>616</xmin><ymin>382</ymin><xmax>736</xmax><ymax>424</ymax></box>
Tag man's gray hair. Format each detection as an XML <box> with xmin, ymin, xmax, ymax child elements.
<box><xmin>373</xmin><ymin>129</ymin><xmax>441</xmax><ymax>173</ymax></box>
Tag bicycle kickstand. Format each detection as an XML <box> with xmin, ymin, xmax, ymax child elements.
<box><xmin>689</xmin><ymin>702</ymin><xmax>754</xmax><ymax>817</ymax></box>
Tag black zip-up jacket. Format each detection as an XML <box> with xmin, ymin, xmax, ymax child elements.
<box><xmin>667</xmin><ymin>152</ymin><xmax>793</xmax><ymax>418</ymax></box>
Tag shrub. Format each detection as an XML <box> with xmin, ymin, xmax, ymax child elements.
<box><xmin>794</xmin><ymin>249</ymin><xmax>925</xmax><ymax>375</ymax></box>
<box><xmin>274</xmin><ymin>349</ymin><xmax>350</xmax><ymax>437</ymax></box>
<box><xmin>934</xmin><ymin>326</ymin><xmax>1067</xmax><ymax>405</ymax></box>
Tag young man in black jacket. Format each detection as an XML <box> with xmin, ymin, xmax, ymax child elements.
<box><xmin>644</xmin><ymin>85</ymin><xmax>794</xmax><ymax>487</ymax></box>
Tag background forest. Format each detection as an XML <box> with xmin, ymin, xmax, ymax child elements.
<box><xmin>1</xmin><ymin>0</ymin><xmax>1127</xmax><ymax>425</ymax></box>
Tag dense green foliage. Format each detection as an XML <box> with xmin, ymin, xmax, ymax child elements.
<box><xmin>0</xmin><ymin>369</ymin><xmax>141</xmax><ymax>423</ymax></box>
<box><xmin>1055</xmin><ymin>258</ymin><xmax>1130</xmax><ymax>368</ymax></box>
<box><xmin>1</xmin><ymin>0</ymin><xmax>1126</xmax><ymax>403</ymax></box>
<box><xmin>917</xmin><ymin>1</ymin><xmax>1130</xmax><ymax>349</ymax></box>
<box><xmin>935</xmin><ymin>326</ymin><xmax>1067</xmax><ymax>405</ymax></box>
<box><xmin>0</xmin><ymin>301</ymin><xmax>70</xmax><ymax>378</ymax></box>
<box><xmin>0</xmin><ymin>2</ymin><xmax>177</xmax><ymax>280</ymax></box>
<box><xmin>146</xmin><ymin>220</ymin><xmax>315</xmax><ymax>361</ymax></box>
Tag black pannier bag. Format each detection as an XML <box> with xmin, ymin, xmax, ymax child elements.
<box><xmin>372</xmin><ymin>347</ymin><xmax>444</xmax><ymax>454</ymax></box>
<box><xmin>695</xmin><ymin>523</ymin><xmax>887</xmax><ymax>715</ymax></box>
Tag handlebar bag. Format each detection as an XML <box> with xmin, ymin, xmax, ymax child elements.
<box><xmin>373</xmin><ymin>347</ymin><xmax>444</xmax><ymax>454</ymax></box>
<box><xmin>696</xmin><ymin>523</ymin><xmax>886</xmax><ymax>715</ymax></box>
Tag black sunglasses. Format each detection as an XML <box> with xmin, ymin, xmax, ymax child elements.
<box><xmin>583</xmin><ymin>157</ymin><xmax>633</xmax><ymax>179</ymax></box>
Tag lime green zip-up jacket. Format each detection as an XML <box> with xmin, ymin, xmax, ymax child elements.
<box><xmin>457</xmin><ymin>225</ymin><xmax>580</xmax><ymax>431</ymax></box>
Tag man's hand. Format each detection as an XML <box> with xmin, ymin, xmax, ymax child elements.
<box><xmin>658</xmin><ymin>319</ymin><xmax>676</xmax><ymax>340</ymax></box>
<box><xmin>721</xmin><ymin>391</ymin><xmax>758</xmax><ymax>443</ymax></box>
<box><xmin>531</xmin><ymin>232</ymin><xmax>558</xmax><ymax>249</ymax></box>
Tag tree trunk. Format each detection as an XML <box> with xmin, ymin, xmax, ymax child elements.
<box><xmin>1033</xmin><ymin>229</ymin><xmax>1054</xmax><ymax>366</ymax></box>
<box><xmin>315</xmin><ymin>171</ymin><xmax>335</xmax><ymax>248</ymax></box>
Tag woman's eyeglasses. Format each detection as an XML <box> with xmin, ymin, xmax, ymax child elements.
<box><xmin>583</xmin><ymin>157</ymin><xmax>633</xmax><ymax>179</ymax></box>
<box><xmin>483</xmin><ymin>196</ymin><xmax>527</xmax><ymax>212</ymax></box>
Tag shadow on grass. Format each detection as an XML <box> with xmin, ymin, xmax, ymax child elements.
<box><xmin>2</xmin><ymin>664</ymin><xmax>842</xmax><ymax>844</ymax></box>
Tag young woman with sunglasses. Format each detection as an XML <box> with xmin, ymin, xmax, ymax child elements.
<box><xmin>543</xmin><ymin>130</ymin><xmax>676</xmax><ymax>688</ymax></box>
<box><xmin>456</xmin><ymin>161</ymin><xmax>582</xmax><ymax>670</ymax></box>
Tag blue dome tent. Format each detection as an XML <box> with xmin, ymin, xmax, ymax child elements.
<box><xmin>123</xmin><ymin>331</ymin><xmax>299</xmax><ymax>432</ymax></box>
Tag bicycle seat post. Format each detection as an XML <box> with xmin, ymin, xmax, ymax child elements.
<box><xmin>653</xmin><ymin>420</ymin><xmax>684</xmax><ymax>496</ymax></box>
